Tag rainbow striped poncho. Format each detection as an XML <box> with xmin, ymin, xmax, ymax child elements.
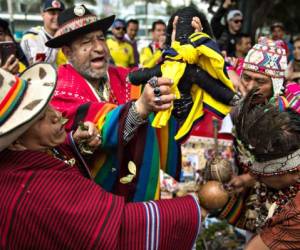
<box><xmin>52</xmin><ymin>64</ymin><xmax>181</xmax><ymax>202</ymax></box>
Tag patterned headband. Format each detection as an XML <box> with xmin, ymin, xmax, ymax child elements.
<box><xmin>250</xmin><ymin>148</ymin><xmax>300</xmax><ymax>176</ymax></box>
<box><xmin>55</xmin><ymin>15</ymin><xmax>97</xmax><ymax>37</ymax></box>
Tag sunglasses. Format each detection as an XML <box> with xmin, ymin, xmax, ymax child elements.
<box><xmin>115</xmin><ymin>27</ymin><xmax>125</xmax><ymax>31</ymax></box>
<box><xmin>233</xmin><ymin>19</ymin><xmax>243</xmax><ymax>24</ymax></box>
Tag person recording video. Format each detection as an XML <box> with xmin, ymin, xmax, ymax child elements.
<box><xmin>0</xmin><ymin>18</ymin><xmax>28</xmax><ymax>74</ymax></box>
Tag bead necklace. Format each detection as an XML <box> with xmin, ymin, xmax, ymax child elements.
<box><xmin>244</xmin><ymin>182</ymin><xmax>300</xmax><ymax>232</ymax></box>
<box><xmin>95</xmin><ymin>72</ymin><xmax>132</xmax><ymax>105</ymax></box>
<box><xmin>96</xmin><ymin>76</ymin><xmax>111</xmax><ymax>102</ymax></box>
<box><xmin>47</xmin><ymin>148</ymin><xmax>76</xmax><ymax>167</ymax></box>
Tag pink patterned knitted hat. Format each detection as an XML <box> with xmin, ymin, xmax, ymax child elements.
<box><xmin>243</xmin><ymin>37</ymin><xmax>287</xmax><ymax>96</ymax></box>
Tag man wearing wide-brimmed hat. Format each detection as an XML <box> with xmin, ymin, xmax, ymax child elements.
<box><xmin>0</xmin><ymin>64</ymin><xmax>204</xmax><ymax>249</ymax></box>
<box><xmin>47</xmin><ymin>4</ymin><xmax>178</xmax><ymax>202</ymax></box>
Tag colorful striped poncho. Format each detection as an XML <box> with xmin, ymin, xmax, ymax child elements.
<box><xmin>0</xmin><ymin>144</ymin><xmax>202</xmax><ymax>249</ymax></box>
<box><xmin>51</xmin><ymin>64</ymin><xmax>181</xmax><ymax>202</ymax></box>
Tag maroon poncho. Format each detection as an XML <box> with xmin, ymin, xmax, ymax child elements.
<box><xmin>0</xmin><ymin>144</ymin><xmax>201</xmax><ymax>249</ymax></box>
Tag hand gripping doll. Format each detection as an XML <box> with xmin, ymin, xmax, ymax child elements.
<box><xmin>128</xmin><ymin>7</ymin><xmax>239</xmax><ymax>140</ymax></box>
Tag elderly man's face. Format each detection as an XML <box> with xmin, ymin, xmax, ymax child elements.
<box><xmin>63</xmin><ymin>30</ymin><xmax>109</xmax><ymax>83</ymax></box>
<box><xmin>241</xmin><ymin>70</ymin><xmax>273</xmax><ymax>98</ymax></box>
<box><xmin>18</xmin><ymin>106</ymin><xmax>66</xmax><ymax>151</ymax></box>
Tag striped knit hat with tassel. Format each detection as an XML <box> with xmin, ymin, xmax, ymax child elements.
<box><xmin>243</xmin><ymin>37</ymin><xmax>287</xmax><ymax>96</ymax></box>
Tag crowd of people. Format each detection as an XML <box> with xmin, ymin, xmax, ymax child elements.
<box><xmin>0</xmin><ymin>0</ymin><xmax>300</xmax><ymax>249</ymax></box>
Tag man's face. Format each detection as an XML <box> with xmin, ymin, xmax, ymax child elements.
<box><xmin>42</xmin><ymin>9</ymin><xmax>61</xmax><ymax>34</ymax></box>
<box><xmin>293</xmin><ymin>40</ymin><xmax>300</xmax><ymax>61</ymax></box>
<box><xmin>152</xmin><ymin>23</ymin><xmax>166</xmax><ymax>42</ymax></box>
<box><xmin>18</xmin><ymin>106</ymin><xmax>67</xmax><ymax>151</ymax></box>
<box><xmin>112</xmin><ymin>25</ymin><xmax>126</xmax><ymax>40</ymax></box>
<box><xmin>126</xmin><ymin>22</ymin><xmax>138</xmax><ymax>40</ymax></box>
<box><xmin>236</xmin><ymin>37</ymin><xmax>252</xmax><ymax>56</ymax></box>
<box><xmin>63</xmin><ymin>30</ymin><xmax>109</xmax><ymax>83</ymax></box>
<box><xmin>272</xmin><ymin>27</ymin><xmax>284</xmax><ymax>40</ymax></box>
<box><xmin>228</xmin><ymin>16</ymin><xmax>243</xmax><ymax>33</ymax></box>
<box><xmin>241</xmin><ymin>70</ymin><xmax>273</xmax><ymax>98</ymax></box>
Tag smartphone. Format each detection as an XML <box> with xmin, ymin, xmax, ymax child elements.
<box><xmin>35</xmin><ymin>52</ymin><xmax>46</xmax><ymax>62</ymax></box>
<box><xmin>0</xmin><ymin>41</ymin><xmax>16</xmax><ymax>66</ymax></box>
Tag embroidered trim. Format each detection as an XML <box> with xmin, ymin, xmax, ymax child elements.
<box><xmin>55</xmin><ymin>15</ymin><xmax>97</xmax><ymax>37</ymax></box>
<box><xmin>250</xmin><ymin>148</ymin><xmax>300</xmax><ymax>176</ymax></box>
<box><xmin>243</xmin><ymin>62</ymin><xmax>285</xmax><ymax>78</ymax></box>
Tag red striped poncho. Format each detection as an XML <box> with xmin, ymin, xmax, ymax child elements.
<box><xmin>0</xmin><ymin>145</ymin><xmax>201</xmax><ymax>249</ymax></box>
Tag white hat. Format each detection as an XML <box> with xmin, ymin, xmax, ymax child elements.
<box><xmin>0</xmin><ymin>63</ymin><xmax>57</xmax><ymax>151</ymax></box>
<box><xmin>227</xmin><ymin>10</ymin><xmax>243</xmax><ymax>22</ymax></box>
<box><xmin>243</xmin><ymin>37</ymin><xmax>287</xmax><ymax>96</ymax></box>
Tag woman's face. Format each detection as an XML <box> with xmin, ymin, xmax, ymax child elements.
<box><xmin>18</xmin><ymin>106</ymin><xmax>67</xmax><ymax>151</ymax></box>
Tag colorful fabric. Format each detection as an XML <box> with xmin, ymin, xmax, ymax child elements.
<box><xmin>107</xmin><ymin>38</ymin><xmax>135</xmax><ymax>68</ymax></box>
<box><xmin>119</xmin><ymin>195</ymin><xmax>202</xmax><ymax>250</ymax></box>
<box><xmin>260</xmin><ymin>192</ymin><xmax>300</xmax><ymax>249</ymax></box>
<box><xmin>152</xmin><ymin>32</ymin><xmax>234</xmax><ymax>140</ymax></box>
<box><xmin>140</xmin><ymin>43</ymin><xmax>163</xmax><ymax>68</ymax></box>
<box><xmin>243</xmin><ymin>37</ymin><xmax>287</xmax><ymax>96</ymax></box>
<box><xmin>0</xmin><ymin>145</ymin><xmax>201</xmax><ymax>249</ymax></box>
<box><xmin>0</xmin><ymin>77</ymin><xmax>27</xmax><ymax>125</ymax></box>
<box><xmin>51</xmin><ymin>64</ymin><xmax>181</xmax><ymax>202</ymax></box>
<box><xmin>216</xmin><ymin>191</ymin><xmax>249</xmax><ymax>229</ymax></box>
<box><xmin>285</xmin><ymin>82</ymin><xmax>300</xmax><ymax>114</ymax></box>
<box><xmin>56</xmin><ymin>15</ymin><xmax>97</xmax><ymax>36</ymax></box>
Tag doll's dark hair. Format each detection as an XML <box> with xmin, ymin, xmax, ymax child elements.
<box><xmin>166</xmin><ymin>6</ymin><xmax>213</xmax><ymax>46</ymax></box>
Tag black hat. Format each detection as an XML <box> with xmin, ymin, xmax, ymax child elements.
<box><xmin>42</xmin><ymin>0</ymin><xmax>65</xmax><ymax>12</ymax></box>
<box><xmin>46</xmin><ymin>5</ymin><xmax>115</xmax><ymax>48</ymax></box>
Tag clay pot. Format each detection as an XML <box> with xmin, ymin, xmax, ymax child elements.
<box><xmin>205</xmin><ymin>157</ymin><xmax>233</xmax><ymax>183</ymax></box>
<box><xmin>198</xmin><ymin>180</ymin><xmax>229</xmax><ymax>211</ymax></box>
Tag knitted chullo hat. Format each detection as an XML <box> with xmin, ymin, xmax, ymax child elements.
<box><xmin>243</xmin><ymin>37</ymin><xmax>287</xmax><ymax>96</ymax></box>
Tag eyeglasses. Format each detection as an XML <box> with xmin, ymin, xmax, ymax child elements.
<box><xmin>115</xmin><ymin>27</ymin><xmax>125</xmax><ymax>31</ymax></box>
<box><xmin>233</xmin><ymin>19</ymin><xmax>243</xmax><ymax>24</ymax></box>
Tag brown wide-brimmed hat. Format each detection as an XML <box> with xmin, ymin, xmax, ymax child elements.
<box><xmin>0</xmin><ymin>63</ymin><xmax>57</xmax><ymax>151</ymax></box>
<box><xmin>46</xmin><ymin>4</ymin><xmax>115</xmax><ymax>48</ymax></box>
